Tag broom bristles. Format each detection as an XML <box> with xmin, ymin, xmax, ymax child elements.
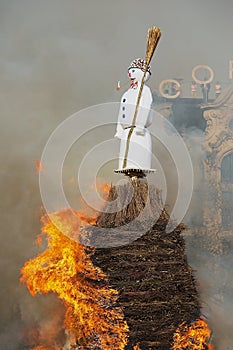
<box><xmin>146</xmin><ymin>26</ymin><xmax>161</xmax><ymax>66</ymax></box>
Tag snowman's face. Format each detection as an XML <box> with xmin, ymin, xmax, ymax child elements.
<box><xmin>128</xmin><ymin>67</ymin><xmax>150</xmax><ymax>83</ymax></box>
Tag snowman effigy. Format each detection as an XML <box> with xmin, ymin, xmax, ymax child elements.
<box><xmin>115</xmin><ymin>58</ymin><xmax>153</xmax><ymax>176</ymax></box>
<box><xmin>114</xmin><ymin>27</ymin><xmax>161</xmax><ymax>178</ymax></box>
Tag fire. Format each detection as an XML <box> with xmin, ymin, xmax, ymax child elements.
<box><xmin>96</xmin><ymin>180</ymin><xmax>111</xmax><ymax>196</ymax></box>
<box><xmin>69</xmin><ymin>177</ymin><xmax>75</xmax><ymax>184</ymax></box>
<box><xmin>20</xmin><ymin>182</ymin><xmax>129</xmax><ymax>349</ymax></box>
<box><xmin>35</xmin><ymin>160</ymin><xmax>45</xmax><ymax>173</ymax></box>
<box><xmin>173</xmin><ymin>319</ymin><xmax>213</xmax><ymax>350</ymax></box>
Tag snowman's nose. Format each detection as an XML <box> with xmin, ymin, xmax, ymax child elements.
<box><xmin>128</xmin><ymin>72</ymin><xmax>131</xmax><ymax>77</ymax></box>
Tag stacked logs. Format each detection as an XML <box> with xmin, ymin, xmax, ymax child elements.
<box><xmin>84</xmin><ymin>178</ymin><xmax>201</xmax><ymax>349</ymax></box>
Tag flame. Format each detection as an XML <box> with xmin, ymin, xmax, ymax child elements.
<box><xmin>96</xmin><ymin>180</ymin><xmax>111</xmax><ymax>195</ymax></box>
<box><xmin>20</xmin><ymin>197</ymin><xmax>128</xmax><ymax>349</ymax></box>
<box><xmin>21</xmin><ymin>178</ymin><xmax>126</xmax><ymax>349</ymax></box>
<box><xmin>173</xmin><ymin>319</ymin><xmax>213</xmax><ymax>350</ymax></box>
<box><xmin>76</xmin><ymin>210</ymin><xmax>97</xmax><ymax>226</ymax></box>
<box><xmin>69</xmin><ymin>177</ymin><xmax>75</xmax><ymax>184</ymax></box>
<box><xmin>133</xmin><ymin>344</ymin><xmax>141</xmax><ymax>350</ymax></box>
<box><xmin>35</xmin><ymin>160</ymin><xmax>45</xmax><ymax>173</ymax></box>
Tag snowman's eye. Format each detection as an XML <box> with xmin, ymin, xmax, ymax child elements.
<box><xmin>132</xmin><ymin>70</ymin><xmax>135</xmax><ymax>72</ymax></box>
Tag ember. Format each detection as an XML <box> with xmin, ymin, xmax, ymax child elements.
<box><xmin>35</xmin><ymin>160</ymin><xmax>45</xmax><ymax>173</ymax></box>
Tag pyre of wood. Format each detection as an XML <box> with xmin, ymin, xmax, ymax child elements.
<box><xmin>82</xmin><ymin>178</ymin><xmax>201</xmax><ymax>350</ymax></box>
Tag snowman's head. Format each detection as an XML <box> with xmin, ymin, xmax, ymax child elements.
<box><xmin>128</xmin><ymin>58</ymin><xmax>151</xmax><ymax>84</ymax></box>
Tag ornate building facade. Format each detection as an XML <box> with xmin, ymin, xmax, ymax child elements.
<box><xmin>155</xmin><ymin>86</ymin><xmax>233</xmax><ymax>252</ymax></box>
<box><xmin>202</xmin><ymin>86</ymin><xmax>233</xmax><ymax>248</ymax></box>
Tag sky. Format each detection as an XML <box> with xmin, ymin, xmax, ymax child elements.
<box><xmin>1</xmin><ymin>0</ymin><xmax>233</xmax><ymax>348</ymax></box>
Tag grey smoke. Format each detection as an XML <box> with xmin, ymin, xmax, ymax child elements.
<box><xmin>1</xmin><ymin>0</ymin><xmax>233</xmax><ymax>348</ymax></box>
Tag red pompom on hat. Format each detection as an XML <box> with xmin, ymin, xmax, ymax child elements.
<box><xmin>128</xmin><ymin>58</ymin><xmax>151</xmax><ymax>75</ymax></box>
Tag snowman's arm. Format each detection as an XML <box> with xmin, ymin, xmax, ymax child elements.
<box><xmin>114</xmin><ymin>123</ymin><xmax>124</xmax><ymax>139</ymax></box>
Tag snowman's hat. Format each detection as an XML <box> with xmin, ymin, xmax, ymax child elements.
<box><xmin>128</xmin><ymin>58</ymin><xmax>151</xmax><ymax>75</ymax></box>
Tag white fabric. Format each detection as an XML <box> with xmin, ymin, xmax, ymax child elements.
<box><xmin>115</xmin><ymin>83</ymin><xmax>153</xmax><ymax>170</ymax></box>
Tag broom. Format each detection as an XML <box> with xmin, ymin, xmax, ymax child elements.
<box><xmin>123</xmin><ymin>26</ymin><xmax>161</xmax><ymax>169</ymax></box>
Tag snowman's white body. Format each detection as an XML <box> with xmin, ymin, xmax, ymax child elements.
<box><xmin>115</xmin><ymin>67</ymin><xmax>153</xmax><ymax>170</ymax></box>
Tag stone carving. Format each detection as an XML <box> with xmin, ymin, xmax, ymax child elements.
<box><xmin>201</xmin><ymin>86</ymin><xmax>233</xmax><ymax>250</ymax></box>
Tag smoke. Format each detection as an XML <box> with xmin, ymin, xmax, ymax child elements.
<box><xmin>185</xmin><ymin>241</ymin><xmax>233</xmax><ymax>350</ymax></box>
<box><xmin>151</xmin><ymin>102</ymin><xmax>233</xmax><ymax>349</ymax></box>
<box><xmin>179</xmin><ymin>126</ymin><xmax>233</xmax><ymax>349</ymax></box>
<box><xmin>1</xmin><ymin>0</ymin><xmax>233</xmax><ymax>348</ymax></box>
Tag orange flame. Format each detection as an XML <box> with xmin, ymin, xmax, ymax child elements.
<box><xmin>76</xmin><ymin>210</ymin><xmax>97</xmax><ymax>225</ymax></box>
<box><xmin>96</xmin><ymin>180</ymin><xmax>111</xmax><ymax>196</ymax></box>
<box><xmin>173</xmin><ymin>319</ymin><xmax>213</xmax><ymax>350</ymax></box>
<box><xmin>35</xmin><ymin>160</ymin><xmax>45</xmax><ymax>174</ymax></box>
<box><xmin>20</xmin><ymin>197</ymin><xmax>128</xmax><ymax>349</ymax></box>
<box><xmin>69</xmin><ymin>177</ymin><xmax>75</xmax><ymax>184</ymax></box>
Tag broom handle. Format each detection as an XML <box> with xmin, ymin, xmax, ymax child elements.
<box><xmin>122</xmin><ymin>63</ymin><xmax>149</xmax><ymax>169</ymax></box>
